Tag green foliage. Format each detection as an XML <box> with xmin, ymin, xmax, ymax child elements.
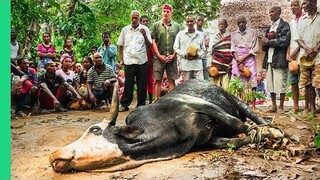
<box><xmin>12</xmin><ymin>0</ymin><xmax>221</xmax><ymax>63</ymax></box>
<box><xmin>229</xmin><ymin>77</ymin><xmax>266</xmax><ymax>103</ymax></box>
<box><xmin>314</xmin><ymin>132</ymin><xmax>320</xmax><ymax>148</ymax></box>
<box><xmin>229</xmin><ymin>77</ymin><xmax>244</xmax><ymax>97</ymax></box>
<box><xmin>227</xmin><ymin>143</ymin><xmax>236</xmax><ymax>153</ymax></box>
<box><xmin>306</xmin><ymin>112</ymin><xmax>315</xmax><ymax>120</ymax></box>
<box><xmin>11</xmin><ymin>0</ymin><xmax>46</xmax><ymax>41</ymax></box>
<box><xmin>285</xmin><ymin>83</ymin><xmax>305</xmax><ymax>100</ymax></box>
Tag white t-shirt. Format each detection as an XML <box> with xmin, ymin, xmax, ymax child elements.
<box><xmin>117</xmin><ymin>24</ymin><xmax>151</xmax><ymax>65</ymax></box>
<box><xmin>11</xmin><ymin>41</ymin><xmax>19</xmax><ymax>58</ymax></box>
<box><xmin>296</xmin><ymin>9</ymin><xmax>320</xmax><ymax>65</ymax></box>
<box><xmin>267</xmin><ymin>19</ymin><xmax>280</xmax><ymax>63</ymax></box>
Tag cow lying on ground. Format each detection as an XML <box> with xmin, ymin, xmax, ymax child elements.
<box><xmin>50</xmin><ymin>79</ymin><xmax>285</xmax><ymax>173</ymax></box>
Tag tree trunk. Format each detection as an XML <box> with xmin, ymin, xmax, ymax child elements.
<box><xmin>21</xmin><ymin>21</ymin><xmax>39</xmax><ymax>57</ymax></box>
<box><xmin>67</xmin><ymin>0</ymin><xmax>78</xmax><ymax>18</ymax></box>
<box><xmin>65</xmin><ymin>0</ymin><xmax>78</xmax><ymax>39</ymax></box>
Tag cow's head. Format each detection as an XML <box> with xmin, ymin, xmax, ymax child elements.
<box><xmin>49</xmin><ymin>119</ymin><xmax>128</xmax><ymax>172</ymax></box>
<box><xmin>49</xmin><ymin>82</ymin><xmax>141</xmax><ymax>173</ymax></box>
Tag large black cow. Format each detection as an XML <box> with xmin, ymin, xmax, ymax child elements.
<box><xmin>50</xmin><ymin>79</ymin><xmax>269</xmax><ymax>173</ymax></box>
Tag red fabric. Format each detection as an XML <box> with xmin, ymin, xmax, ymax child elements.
<box><xmin>147</xmin><ymin>67</ymin><xmax>154</xmax><ymax>94</ymax></box>
<box><xmin>162</xmin><ymin>4</ymin><xmax>173</xmax><ymax>11</ymax></box>
<box><xmin>147</xmin><ymin>48</ymin><xmax>154</xmax><ymax>94</ymax></box>
<box><xmin>20</xmin><ymin>80</ymin><xmax>33</xmax><ymax>94</ymax></box>
<box><xmin>38</xmin><ymin>87</ymin><xmax>62</xmax><ymax>109</ymax></box>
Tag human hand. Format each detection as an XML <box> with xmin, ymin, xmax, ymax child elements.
<box><xmin>165</xmin><ymin>54</ymin><xmax>175</xmax><ymax>63</ymax></box>
<box><xmin>204</xmin><ymin>38</ymin><xmax>209</xmax><ymax>47</ymax></box>
<box><xmin>286</xmin><ymin>52</ymin><xmax>293</xmax><ymax>62</ymax></box>
<box><xmin>76</xmin><ymin>94</ymin><xmax>82</xmax><ymax>100</ymax></box>
<box><xmin>53</xmin><ymin>99</ymin><xmax>61</xmax><ymax>108</ymax></box>
<box><xmin>139</xmin><ymin>28</ymin><xmax>146</xmax><ymax>36</ymax></box>
<box><xmin>89</xmin><ymin>93</ymin><xmax>96</xmax><ymax>103</ymax></box>
<box><xmin>185</xmin><ymin>54</ymin><xmax>198</xmax><ymax>60</ymax></box>
<box><xmin>158</xmin><ymin>55</ymin><xmax>167</xmax><ymax>62</ymax></box>
<box><xmin>238</xmin><ymin>63</ymin><xmax>244</xmax><ymax>71</ymax></box>
<box><xmin>308</xmin><ymin>48</ymin><xmax>319</xmax><ymax>59</ymax></box>
<box><xmin>237</xmin><ymin>56</ymin><xmax>245</xmax><ymax>64</ymax></box>
<box><xmin>104</xmin><ymin>80</ymin><xmax>111</xmax><ymax>87</ymax></box>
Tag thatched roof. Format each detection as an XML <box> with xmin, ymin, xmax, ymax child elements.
<box><xmin>219</xmin><ymin>0</ymin><xmax>292</xmax><ymax>35</ymax></box>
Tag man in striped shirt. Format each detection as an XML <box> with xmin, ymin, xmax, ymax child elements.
<box><xmin>86</xmin><ymin>52</ymin><xmax>117</xmax><ymax>109</ymax></box>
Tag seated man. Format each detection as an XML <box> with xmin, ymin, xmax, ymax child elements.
<box><xmin>11</xmin><ymin>62</ymin><xmax>30</xmax><ymax>117</ymax></box>
<box><xmin>85</xmin><ymin>52</ymin><xmax>117</xmax><ymax>109</ymax></box>
<box><xmin>38</xmin><ymin>61</ymin><xmax>81</xmax><ymax>113</ymax></box>
<box><xmin>15</xmin><ymin>57</ymin><xmax>38</xmax><ymax>117</ymax></box>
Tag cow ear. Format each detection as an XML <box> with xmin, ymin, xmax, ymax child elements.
<box><xmin>115</xmin><ymin>125</ymin><xmax>144</xmax><ymax>139</ymax></box>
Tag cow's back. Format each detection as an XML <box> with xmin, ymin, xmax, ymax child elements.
<box><xmin>168</xmin><ymin>79</ymin><xmax>240</xmax><ymax>117</ymax></box>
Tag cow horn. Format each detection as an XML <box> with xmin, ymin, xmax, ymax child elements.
<box><xmin>108</xmin><ymin>81</ymin><xmax>119</xmax><ymax>126</ymax></box>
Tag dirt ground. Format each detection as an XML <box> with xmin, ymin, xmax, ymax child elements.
<box><xmin>11</xmin><ymin>104</ymin><xmax>320</xmax><ymax>180</ymax></box>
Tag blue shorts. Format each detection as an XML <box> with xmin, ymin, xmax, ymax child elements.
<box><xmin>287</xmin><ymin>68</ymin><xmax>300</xmax><ymax>84</ymax></box>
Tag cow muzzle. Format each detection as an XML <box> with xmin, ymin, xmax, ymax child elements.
<box><xmin>49</xmin><ymin>150</ymin><xmax>75</xmax><ymax>173</ymax></box>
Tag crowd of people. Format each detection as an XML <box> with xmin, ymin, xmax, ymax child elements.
<box><xmin>11</xmin><ymin>0</ymin><xmax>320</xmax><ymax>118</ymax></box>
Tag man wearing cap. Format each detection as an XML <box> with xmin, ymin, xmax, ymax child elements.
<box><xmin>174</xmin><ymin>15</ymin><xmax>205</xmax><ymax>81</ymax></box>
<box><xmin>38</xmin><ymin>61</ymin><xmax>81</xmax><ymax>113</ymax></box>
<box><xmin>85</xmin><ymin>52</ymin><xmax>117</xmax><ymax>110</ymax></box>
<box><xmin>151</xmin><ymin>4</ymin><xmax>181</xmax><ymax>102</ymax></box>
<box><xmin>262</xmin><ymin>6</ymin><xmax>290</xmax><ymax>113</ymax></box>
<box><xmin>296</xmin><ymin>0</ymin><xmax>320</xmax><ymax>115</ymax></box>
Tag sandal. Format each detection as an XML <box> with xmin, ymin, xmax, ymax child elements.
<box><xmin>16</xmin><ymin>111</ymin><xmax>27</xmax><ymax>118</ymax></box>
<box><xmin>41</xmin><ymin>109</ymin><xmax>51</xmax><ymax>114</ymax></box>
<box><xmin>56</xmin><ymin>107</ymin><xmax>68</xmax><ymax>112</ymax></box>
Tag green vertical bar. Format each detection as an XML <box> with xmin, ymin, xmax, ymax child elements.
<box><xmin>0</xmin><ymin>0</ymin><xmax>11</xmax><ymax>179</ymax></box>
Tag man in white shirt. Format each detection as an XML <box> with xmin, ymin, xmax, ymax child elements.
<box><xmin>174</xmin><ymin>15</ymin><xmax>205</xmax><ymax>80</ymax></box>
<box><xmin>297</xmin><ymin>0</ymin><xmax>320</xmax><ymax>115</ymax></box>
<box><xmin>196</xmin><ymin>15</ymin><xmax>210</xmax><ymax>80</ymax></box>
<box><xmin>11</xmin><ymin>28</ymin><xmax>20</xmax><ymax>64</ymax></box>
<box><xmin>287</xmin><ymin>0</ymin><xmax>305</xmax><ymax>114</ymax></box>
<box><xmin>117</xmin><ymin>10</ymin><xmax>152</xmax><ymax>111</ymax></box>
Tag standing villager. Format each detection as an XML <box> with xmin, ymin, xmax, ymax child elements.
<box><xmin>230</xmin><ymin>15</ymin><xmax>259</xmax><ymax>109</ymax></box>
<box><xmin>262</xmin><ymin>6</ymin><xmax>291</xmax><ymax>113</ymax></box>
<box><xmin>11</xmin><ymin>28</ymin><xmax>21</xmax><ymax>64</ymax></box>
<box><xmin>117</xmin><ymin>10</ymin><xmax>152</xmax><ymax>111</ymax></box>
<box><xmin>140</xmin><ymin>15</ymin><xmax>155</xmax><ymax>104</ymax></box>
<box><xmin>174</xmin><ymin>15</ymin><xmax>205</xmax><ymax>80</ymax></box>
<box><xmin>60</xmin><ymin>38</ymin><xmax>76</xmax><ymax>64</ymax></box>
<box><xmin>196</xmin><ymin>15</ymin><xmax>210</xmax><ymax>80</ymax></box>
<box><xmin>98</xmin><ymin>32</ymin><xmax>117</xmax><ymax>73</ymax></box>
<box><xmin>296</xmin><ymin>0</ymin><xmax>320</xmax><ymax>115</ymax></box>
<box><xmin>37</xmin><ymin>32</ymin><xmax>56</xmax><ymax>71</ymax></box>
<box><xmin>286</xmin><ymin>0</ymin><xmax>305</xmax><ymax>114</ymax></box>
<box><xmin>207</xmin><ymin>18</ymin><xmax>233</xmax><ymax>90</ymax></box>
<box><xmin>151</xmin><ymin>4</ymin><xmax>181</xmax><ymax>102</ymax></box>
